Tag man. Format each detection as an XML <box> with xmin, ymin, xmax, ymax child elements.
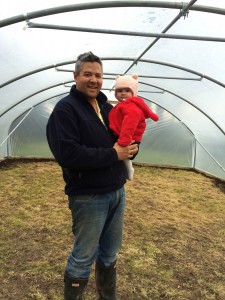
<box><xmin>46</xmin><ymin>52</ymin><xmax>138</xmax><ymax>300</ymax></box>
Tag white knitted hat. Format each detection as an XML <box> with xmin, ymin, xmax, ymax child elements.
<box><xmin>114</xmin><ymin>74</ymin><xmax>138</xmax><ymax>96</ymax></box>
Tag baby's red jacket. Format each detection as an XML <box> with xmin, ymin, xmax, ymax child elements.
<box><xmin>109</xmin><ymin>96</ymin><xmax>159</xmax><ymax>147</ymax></box>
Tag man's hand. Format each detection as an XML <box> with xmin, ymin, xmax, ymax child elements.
<box><xmin>113</xmin><ymin>142</ymin><xmax>139</xmax><ymax>161</ymax></box>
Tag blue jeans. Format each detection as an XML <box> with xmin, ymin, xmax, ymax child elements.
<box><xmin>65</xmin><ymin>187</ymin><xmax>126</xmax><ymax>278</ymax></box>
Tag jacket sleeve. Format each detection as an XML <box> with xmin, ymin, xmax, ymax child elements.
<box><xmin>46</xmin><ymin>102</ymin><xmax>118</xmax><ymax>170</ymax></box>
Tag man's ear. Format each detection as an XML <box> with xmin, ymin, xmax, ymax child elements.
<box><xmin>73</xmin><ymin>72</ymin><xmax>77</xmax><ymax>81</ymax></box>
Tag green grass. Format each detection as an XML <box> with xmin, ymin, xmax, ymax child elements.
<box><xmin>0</xmin><ymin>160</ymin><xmax>225</xmax><ymax>299</ymax></box>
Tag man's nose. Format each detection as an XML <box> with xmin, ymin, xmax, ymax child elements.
<box><xmin>90</xmin><ymin>75</ymin><xmax>97</xmax><ymax>82</ymax></box>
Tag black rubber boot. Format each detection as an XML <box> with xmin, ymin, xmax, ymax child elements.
<box><xmin>64</xmin><ymin>273</ymin><xmax>88</xmax><ymax>300</ymax></box>
<box><xmin>95</xmin><ymin>261</ymin><xmax>119</xmax><ymax>300</ymax></box>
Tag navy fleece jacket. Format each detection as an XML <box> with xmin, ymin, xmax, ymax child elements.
<box><xmin>46</xmin><ymin>85</ymin><xmax>127</xmax><ymax>195</ymax></box>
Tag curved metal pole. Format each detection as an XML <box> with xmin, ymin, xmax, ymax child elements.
<box><xmin>0</xmin><ymin>61</ymin><xmax>74</xmax><ymax>88</ymax></box>
<box><xmin>0</xmin><ymin>107</ymin><xmax>34</xmax><ymax>147</ymax></box>
<box><xmin>143</xmin><ymin>95</ymin><xmax>196</xmax><ymax>168</ymax></box>
<box><xmin>7</xmin><ymin>91</ymin><xmax>225</xmax><ymax>174</ymax></box>
<box><xmin>0</xmin><ymin>82</ymin><xmax>71</xmax><ymax>117</ymax></box>
<box><xmin>8</xmin><ymin>89</ymin><xmax>196</xmax><ymax>164</ymax></box>
<box><xmin>139</xmin><ymin>81</ymin><xmax>225</xmax><ymax>135</ymax></box>
<box><xmin>1</xmin><ymin>57</ymin><xmax>225</xmax><ymax>89</ymax></box>
<box><xmin>1</xmin><ymin>77</ymin><xmax>224</xmax><ymax>137</ymax></box>
<box><xmin>8</xmin><ymin>92</ymin><xmax>68</xmax><ymax>125</ymax></box>
<box><xmin>1</xmin><ymin>1</ymin><xmax>225</xmax><ymax>27</ymax></box>
<box><xmin>142</xmin><ymin>96</ymin><xmax>225</xmax><ymax>173</ymax></box>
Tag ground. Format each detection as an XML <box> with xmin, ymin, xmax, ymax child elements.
<box><xmin>0</xmin><ymin>159</ymin><xmax>225</xmax><ymax>300</ymax></box>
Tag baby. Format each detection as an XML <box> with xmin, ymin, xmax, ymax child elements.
<box><xmin>109</xmin><ymin>74</ymin><xmax>159</xmax><ymax>180</ymax></box>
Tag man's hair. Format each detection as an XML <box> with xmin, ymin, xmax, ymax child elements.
<box><xmin>75</xmin><ymin>51</ymin><xmax>103</xmax><ymax>74</ymax></box>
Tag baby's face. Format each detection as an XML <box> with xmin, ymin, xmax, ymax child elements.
<box><xmin>115</xmin><ymin>88</ymin><xmax>133</xmax><ymax>102</ymax></box>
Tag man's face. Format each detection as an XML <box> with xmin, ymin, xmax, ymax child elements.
<box><xmin>74</xmin><ymin>62</ymin><xmax>103</xmax><ymax>101</ymax></box>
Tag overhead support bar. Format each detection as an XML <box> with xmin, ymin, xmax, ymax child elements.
<box><xmin>1</xmin><ymin>1</ymin><xmax>225</xmax><ymax>27</ymax></box>
<box><xmin>137</xmin><ymin>90</ymin><xmax>164</xmax><ymax>93</ymax></box>
<box><xmin>136</xmin><ymin>75</ymin><xmax>202</xmax><ymax>81</ymax></box>
<box><xmin>56</xmin><ymin>68</ymin><xmax>202</xmax><ymax>81</ymax></box>
<box><xmin>64</xmin><ymin>82</ymin><xmax>164</xmax><ymax>93</ymax></box>
<box><xmin>27</xmin><ymin>22</ymin><xmax>225</xmax><ymax>43</ymax></box>
<box><xmin>1</xmin><ymin>57</ymin><xmax>224</xmax><ymax>89</ymax></box>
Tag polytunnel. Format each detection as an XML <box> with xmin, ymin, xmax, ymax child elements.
<box><xmin>0</xmin><ymin>0</ymin><xmax>225</xmax><ymax>180</ymax></box>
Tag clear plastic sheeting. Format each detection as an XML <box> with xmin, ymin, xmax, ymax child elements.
<box><xmin>135</xmin><ymin>109</ymin><xmax>195</xmax><ymax>167</ymax></box>
<box><xmin>0</xmin><ymin>0</ymin><xmax>225</xmax><ymax>180</ymax></box>
<box><xmin>8</xmin><ymin>100</ymin><xmax>57</xmax><ymax>158</ymax></box>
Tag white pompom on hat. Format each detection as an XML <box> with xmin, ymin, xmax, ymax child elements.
<box><xmin>114</xmin><ymin>74</ymin><xmax>138</xmax><ymax>96</ymax></box>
